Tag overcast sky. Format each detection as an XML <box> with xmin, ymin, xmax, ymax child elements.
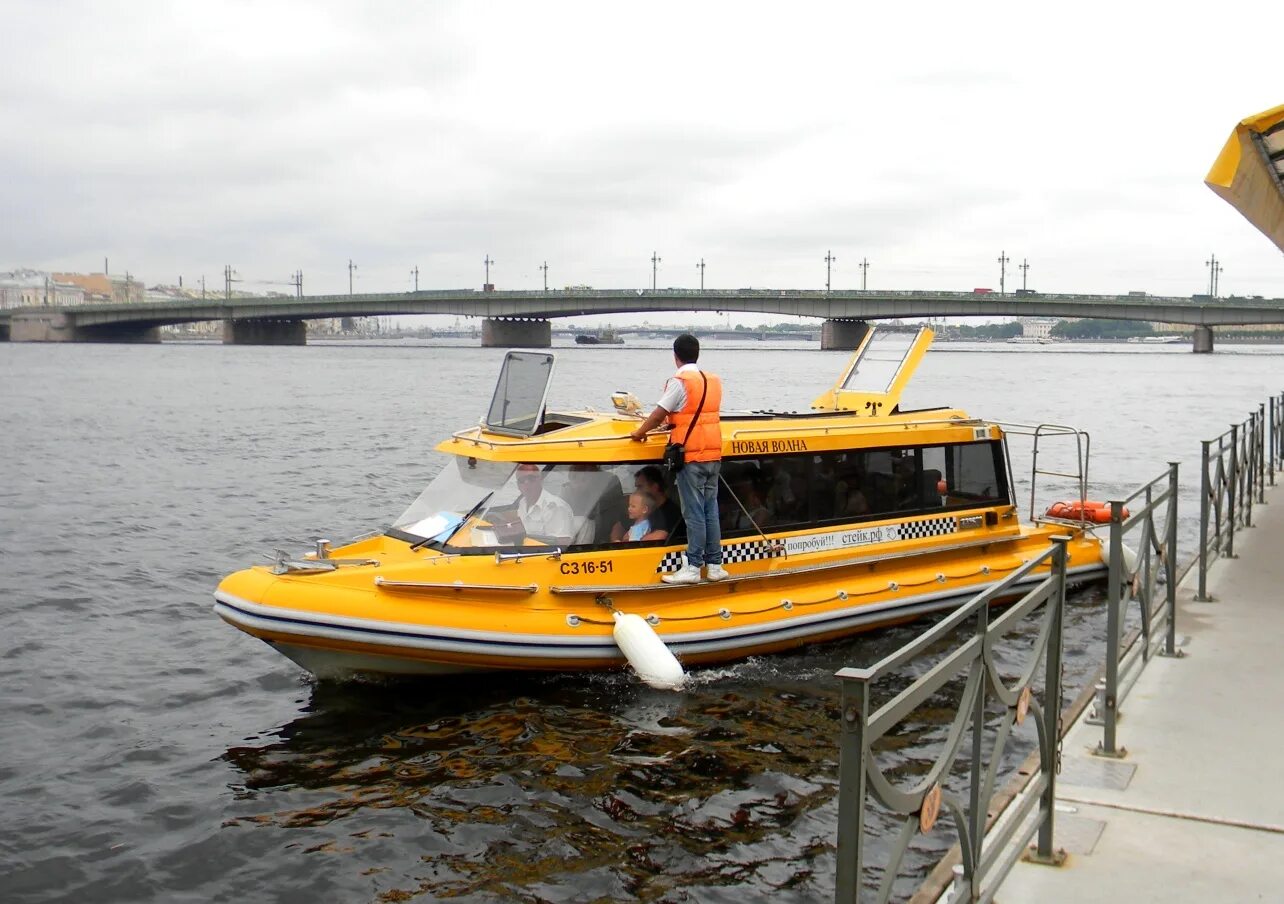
<box><xmin>4</xmin><ymin>0</ymin><xmax>1282</xmax><ymax>308</ymax></box>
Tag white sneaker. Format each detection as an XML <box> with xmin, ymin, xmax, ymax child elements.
<box><xmin>662</xmin><ymin>564</ymin><xmax>702</xmax><ymax>585</ymax></box>
<box><xmin>704</xmin><ymin>564</ymin><xmax>730</xmax><ymax>582</ymax></box>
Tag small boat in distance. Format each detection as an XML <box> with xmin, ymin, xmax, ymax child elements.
<box><xmin>214</xmin><ymin>327</ymin><xmax>1107</xmax><ymax>685</ymax></box>
<box><xmin>575</xmin><ymin>329</ymin><xmax>625</xmax><ymax>345</ymax></box>
<box><xmin>1127</xmin><ymin>335</ymin><xmax>1184</xmax><ymax>344</ymax></box>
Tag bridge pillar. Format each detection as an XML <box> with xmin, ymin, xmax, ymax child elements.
<box><xmin>1192</xmin><ymin>325</ymin><xmax>1214</xmax><ymax>354</ymax></box>
<box><xmin>9</xmin><ymin>311</ymin><xmax>75</xmax><ymax>342</ymax></box>
<box><xmin>481</xmin><ymin>318</ymin><xmax>551</xmax><ymax>348</ymax></box>
<box><xmin>223</xmin><ymin>319</ymin><xmax>307</xmax><ymax>346</ymax></box>
<box><xmin>820</xmin><ymin>319</ymin><xmax>870</xmax><ymax>351</ymax></box>
<box><xmin>8</xmin><ymin>311</ymin><xmax>160</xmax><ymax>342</ymax></box>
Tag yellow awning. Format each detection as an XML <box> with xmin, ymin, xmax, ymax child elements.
<box><xmin>1205</xmin><ymin>104</ymin><xmax>1284</xmax><ymax>252</ymax></box>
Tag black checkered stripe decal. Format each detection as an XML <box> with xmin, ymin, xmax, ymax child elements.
<box><xmin>898</xmin><ymin>517</ymin><xmax>959</xmax><ymax>540</ymax></box>
<box><xmin>655</xmin><ymin>517</ymin><xmax>958</xmax><ymax>573</ymax></box>
<box><xmin>656</xmin><ymin>539</ymin><xmax>784</xmax><ymax>573</ymax></box>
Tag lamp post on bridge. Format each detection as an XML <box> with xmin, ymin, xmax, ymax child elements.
<box><xmin>224</xmin><ymin>265</ymin><xmax>239</xmax><ymax>301</ymax></box>
<box><xmin>858</xmin><ymin>257</ymin><xmax>870</xmax><ymax>291</ymax></box>
<box><xmin>997</xmin><ymin>250</ymin><xmax>1010</xmax><ymax>295</ymax></box>
<box><xmin>348</xmin><ymin>259</ymin><xmax>357</xmax><ymax>295</ymax></box>
<box><xmin>484</xmin><ymin>254</ymin><xmax>494</xmax><ymax>290</ymax></box>
<box><xmin>1019</xmin><ymin>258</ymin><xmax>1030</xmax><ymax>292</ymax></box>
<box><xmin>540</xmin><ymin>261</ymin><xmax>548</xmax><ymax>292</ymax></box>
<box><xmin>1206</xmin><ymin>254</ymin><xmax>1223</xmax><ymax>298</ymax></box>
<box><xmin>410</xmin><ymin>266</ymin><xmax>419</xmax><ymax>292</ymax></box>
<box><xmin>697</xmin><ymin>258</ymin><xmax>705</xmax><ymax>290</ymax></box>
<box><xmin>825</xmin><ymin>250</ymin><xmax>836</xmax><ymax>292</ymax></box>
<box><xmin>651</xmin><ymin>252</ymin><xmax>661</xmax><ymax>291</ymax></box>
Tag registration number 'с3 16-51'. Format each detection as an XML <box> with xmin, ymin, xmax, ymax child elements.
<box><xmin>559</xmin><ymin>560</ymin><xmax>614</xmax><ymax>576</ymax></box>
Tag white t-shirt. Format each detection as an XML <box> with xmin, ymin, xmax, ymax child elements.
<box><xmin>657</xmin><ymin>363</ymin><xmax>702</xmax><ymax>413</ymax></box>
<box><xmin>518</xmin><ymin>490</ymin><xmax>575</xmax><ymax>539</ymax></box>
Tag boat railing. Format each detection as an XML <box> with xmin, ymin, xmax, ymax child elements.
<box><xmin>1088</xmin><ymin>462</ymin><xmax>1180</xmax><ymax>758</ymax></box>
<box><xmin>992</xmin><ymin>421</ymin><xmax>1090</xmax><ymax>524</ymax></box>
<box><xmin>833</xmin><ymin>537</ymin><xmax>1071</xmax><ymax>903</ymax></box>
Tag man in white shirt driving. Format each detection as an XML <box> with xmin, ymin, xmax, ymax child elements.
<box><xmin>515</xmin><ymin>463</ymin><xmax>575</xmax><ymax>543</ymax></box>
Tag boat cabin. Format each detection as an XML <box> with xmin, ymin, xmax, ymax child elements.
<box><xmin>389</xmin><ymin>328</ymin><xmax>1015</xmax><ymax>557</ymax></box>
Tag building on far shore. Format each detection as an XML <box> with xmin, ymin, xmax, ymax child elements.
<box><xmin>54</xmin><ymin>272</ymin><xmax>145</xmax><ymax>304</ymax></box>
<box><xmin>0</xmin><ymin>270</ymin><xmax>86</xmax><ymax>308</ymax></box>
<box><xmin>1018</xmin><ymin>317</ymin><xmax>1057</xmax><ymax>339</ymax></box>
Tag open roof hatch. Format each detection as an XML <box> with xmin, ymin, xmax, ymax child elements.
<box><xmin>484</xmin><ymin>350</ymin><xmax>557</xmax><ymax>437</ymax></box>
<box><xmin>810</xmin><ymin>325</ymin><xmax>933</xmax><ymax>415</ymax></box>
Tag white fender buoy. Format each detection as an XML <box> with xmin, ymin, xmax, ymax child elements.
<box><xmin>612</xmin><ymin>612</ymin><xmax>685</xmax><ymax>690</ymax></box>
<box><xmin>1119</xmin><ymin>543</ymin><xmax>1139</xmax><ymax>579</ymax></box>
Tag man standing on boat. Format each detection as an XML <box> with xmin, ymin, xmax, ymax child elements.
<box><xmin>629</xmin><ymin>334</ymin><xmax>727</xmax><ymax>583</ymax></box>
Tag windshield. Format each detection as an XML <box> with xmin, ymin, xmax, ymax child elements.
<box><xmin>392</xmin><ymin>457</ymin><xmax>649</xmax><ymax>550</ymax></box>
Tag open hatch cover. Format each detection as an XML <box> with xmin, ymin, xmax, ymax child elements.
<box><xmin>810</xmin><ymin>325</ymin><xmax>933</xmax><ymax>416</ymax></box>
<box><xmin>484</xmin><ymin>350</ymin><xmax>556</xmax><ymax>437</ymax></box>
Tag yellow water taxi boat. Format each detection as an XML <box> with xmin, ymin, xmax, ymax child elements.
<box><xmin>214</xmin><ymin>327</ymin><xmax>1106</xmax><ymax>683</ymax></box>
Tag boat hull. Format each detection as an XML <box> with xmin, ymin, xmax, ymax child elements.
<box><xmin>214</xmin><ymin>530</ymin><xmax>1105</xmax><ymax>680</ymax></box>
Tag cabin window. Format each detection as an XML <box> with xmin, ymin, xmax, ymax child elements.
<box><xmin>718</xmin><ymin>439</ymin><xmax>1009</xmax><ymax>538</ymax></box>
<box><xmin>390</xmin><ymin>459</ymin><xmax>684</xmax><ymax>552</ymax></box>
<box><xmin>944</xmin><ymin>441</ymin><xmax>1007</xmax><ymax>505</ymax></box>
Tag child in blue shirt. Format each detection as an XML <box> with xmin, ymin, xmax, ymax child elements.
<box><xmin>626</xmin><ymin>491</ymin><xmax>666</xmax><ymax>542</ymax></box>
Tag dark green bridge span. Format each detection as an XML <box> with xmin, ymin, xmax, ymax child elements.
<box><xmin>4</xmin><ymin>287</ymin><xmax>1283</xmax><ymax>351</ymax></box>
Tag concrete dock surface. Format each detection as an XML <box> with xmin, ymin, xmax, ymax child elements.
<box><xmin>998</xmin><ymin>482</ymin><xmax>1284</xmax><ymax>902</ymax></box>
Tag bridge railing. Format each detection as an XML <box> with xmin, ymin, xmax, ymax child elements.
<box><xmin>1088</xmin><ymin>464</ymin><xmax>1180</xmax><ymax>757</ymax></box>
<box><xmin>833</xmin><ymin>538</ymin><xmax>1070</xmax><ymax>903</ymax></box>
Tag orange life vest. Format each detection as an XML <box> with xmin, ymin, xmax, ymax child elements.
<box><xmin>668</xmin><ymin>369</ymin><xmax>723</xmax><ymax>462</ymax></box>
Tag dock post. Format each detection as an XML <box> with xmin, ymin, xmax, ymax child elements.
<box><xmin>1197</xmin><ymin>441</ymin><xmax>1212</xmax><ymax>600</ymax></box>
<box><xmin>1095</xmin><ymin>500</ymin><xmax>1126</xmax><ymax>758</ymax></box>
<box><xmin>1165</xmin><ymin>463</ymin><xmax>1180</xmax><ymax>656</ymax></box>
<box><xmin>1227</xmin><ymin>424</ymin><xmax>1238</xmax><ymax>558</ymax></box>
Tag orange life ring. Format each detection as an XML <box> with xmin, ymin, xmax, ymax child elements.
<box><xmin>1045</xmin><ymin>500</ymin><xmax>1128</xmax><ymax>523</ymax></box>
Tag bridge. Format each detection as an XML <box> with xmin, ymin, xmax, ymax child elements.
<box><xmin>4</xmin><ymin>287</ymin><xmax>1284</xmax><ymax>352</ymax></box>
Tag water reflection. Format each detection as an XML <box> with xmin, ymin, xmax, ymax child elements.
<box><xmin>217</xmin><ymin>586</ymin><xmax>1108</xmax><ymax>901</ymax></box>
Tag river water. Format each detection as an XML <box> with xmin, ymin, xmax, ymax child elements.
<box><xmin>2</xmin><ymin>337</ymin><xmax>1280</xmax><ymax>903</ymax></box>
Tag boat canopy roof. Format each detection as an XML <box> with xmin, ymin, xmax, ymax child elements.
<box><xmin>438</xmin><ymin>325</ymin><xmax>990</xmax><ymax>464</ymax></box>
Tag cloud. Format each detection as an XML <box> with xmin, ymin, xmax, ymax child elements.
<box><xmin>1</xmin><ymin>0</ymin><xmax>1281</xmax><ymax>299</ymax></box>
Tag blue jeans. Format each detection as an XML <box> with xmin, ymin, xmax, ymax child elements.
<box><xmin>675</xmin><ymin>460</ymin><xmax>722</xmax><ymax>568</ymax></box>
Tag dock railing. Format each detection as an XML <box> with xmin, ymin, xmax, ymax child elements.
<box><xmin>833</xmin><ymin>391</ymin><xmax>1284</xmax><ymax>902</ymax></box>
<box><xmin>833</xmin><ymin>537</ymin><xmax>1070</xmax><ymax>903</ymax></box>
<box><xmin>1088</xmin><ymin>463</ymin><xmax>1180</xmax><ymax>758</ymax></box>
<box><xmin>1195</xmin><ymin>392</ymin><xmax>1282</xmax><ymax>600</ymax></box>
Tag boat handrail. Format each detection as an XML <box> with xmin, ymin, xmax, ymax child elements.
<box><xmin>728</xmin><ymin>416</ymin><xmax>986</xmax><ymax>440</ymax></box>
<box><xmin>990</xmin><ymin>421</ymin><xmax>1082</xmax><ymax>436</ymax></box>
<box><xmin>374</xmin><ymin>576</ymin><xmax>538</xmax><ymax>593</ymax></box>
<box><xmin>447</xmin><ymin>425</ymin><xmax>669</xmax><ymax>450</ymax></box>
<box><xmin>449</xmin><ymin>415</ymin><xmax>991</xmax><ymax>451</ymax></box>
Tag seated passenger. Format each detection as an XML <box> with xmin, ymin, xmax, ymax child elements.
<box><xmin>725</xmin><ymin>478</ymin><xmax>771</xmax><ymax>532</ymax></box>
<box><xmin>623</xmin><ymin>491</ymin><xmax>667</xmax><ymax>542</ymax></box>
<box><xmin>614</xmin><ymin>466</ymin><xmax>681</xmax><ymax>542</ymax></box>
<box><xmin>515</xmin><ymin>463</ymin><xmax>575</xmax><ymax>543</ymax></box>
<box><xmin>565</xmin><ymin>463</ymin><xmax>629</xmax><ymax>544</ymax></box>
